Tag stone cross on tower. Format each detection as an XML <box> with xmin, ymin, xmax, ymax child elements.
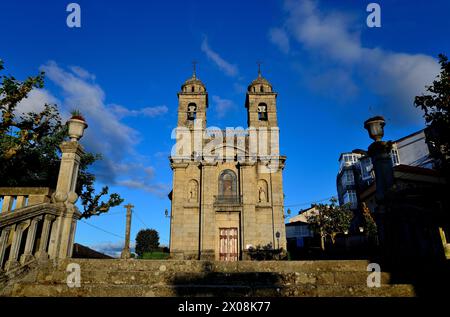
<box><xmin>192</xmin><ymin>60</ymin><xmax>197</xmax><ymax>78</ymax></box>
<box><xmin>121</xmin><ymin>203</ymin><xmax>134</xmax><ymax>259</ymax></box>
<box><xmin>257</xmin><ymin>60</ymin><xmax>262</xmax><ymax>77</ymax></box>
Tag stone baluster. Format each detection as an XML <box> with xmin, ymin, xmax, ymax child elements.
<box><xmin>35</xmin><ymin>215</ymin><xmax>55</xmax><ymax>261</ymax></box>
<box><xmin>0</xmin><ymin>226</ymin><xmax>13</xmax><ymax>271</ymax></box>
<box><xmin>15</xmin><ymin>196</ymin><xmax>27</xmax><ymax>209</ymax></box>
<box><xmin>4</xmin><ymin>221</ymin><xmax>29</xmax><ymax>271</ymax></box>
<box><xmin>1</xmin><ymin>196</ymin><xmax>14</xmax><ymax>213</ymax></box>
<box><xmin>20</xmin><ymin>216</ymin><xmax>42</xmax><ymax>265</ymax></box>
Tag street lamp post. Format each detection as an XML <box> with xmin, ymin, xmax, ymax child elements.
<box><xmin>364</xmin><ymin>115</ymin><xmax>394</xmax><ymax>257</ymax></box>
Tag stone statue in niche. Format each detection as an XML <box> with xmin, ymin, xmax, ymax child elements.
<box><xmin>258</xmin><ymin>186</ymin><xmax>267</xmax><ymax>203</ymax></box>
<box><xmin>188</xmin><ymin>180</ymin><xmax>198</xmax><ymax>202</ymax></box>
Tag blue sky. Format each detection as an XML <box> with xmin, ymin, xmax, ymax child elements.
<box><xmin>1</xmin><ymin>0</ymin><xmax>449</xmax><ymax>256</ymax></box>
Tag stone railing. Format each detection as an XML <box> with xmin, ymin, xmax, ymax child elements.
<box><xmin>0</xmin><ymin>202</ymin><xmax>63</xmax><ymax>272</ymax></box>
<box><xmin>0</xmin><ymin>187</ymin><xmax>54</xmax><ymax>214</ymax></box>
<box><xmin>0</xmin><ymin>118</ymin><xmax>88</xmax><ymax>274</ymax></box>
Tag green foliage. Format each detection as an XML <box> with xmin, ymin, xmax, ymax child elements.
<box><xmin>0</xmin><ymin>58</ymin><xmax>123</xmax><ymax>218</ymax></box>
<box><xmin>135</xmin><ymin>229</ymin><xmax>160</xmax><ymax>257</ymax></box>
<box><xmin>140</xmin><ymin>251</ymin><xmax>170</xmax><ymax>260</ymax></box>
<box><xmin>415</xmin><ymin>54</ymin><xmax>450</xmax><ymax>178</ymax></box>
<box><xmin>247</xmin><ymin>242</ymin><xmax>287</xmax><ymax>260</ymax></box>
<box><xmin>307</xmin><ymin>197</ymin><xmax>353</xmax><ymax>245</ymax></box>
<box><xmin>362</xmin><ymin>204</ymin><xmax>378</xmax><ymax>237</ymax></box>
<box><xmin>70</xmin><ymin>109</ymin><xmax>85</xmax><ymax>121</ymax></box>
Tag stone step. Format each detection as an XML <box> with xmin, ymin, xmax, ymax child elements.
<box><xmin>36</xmin><ymin>270</ymin><xmax>392</xmax><ymax>287</ymax></box>
<box><xmin>54</xmin><ymin>259</ymin><xmax>376</xmax><ymax>273</ymax></box>
<box><xmin>11</xmin><ymin>282</ymin><xmax>415</xmax><ymax>297</ymax></box>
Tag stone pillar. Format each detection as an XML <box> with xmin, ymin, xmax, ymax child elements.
<box><xmin>121</xmin><ymin>204</ymin><xmax>134</xmax><ymax>259</ymax></box>
<box><xmin>54</xmin><ymin>204</ymin><xmax>81</xmax><ymax>259</ymax></box>
<box><xmin>20</xmin><ymin>216</ymin><xmax>42</xmax><ymax>264</ymax></box>
<box><xmin>35</xmin><ymin>214</ymin><xmax>55</xmax><ymax>261</ymax></box>
<box><xmin>0</xmin><ymin>226</ymin><xmax>13</xmax><ymax>271</ymax></box>
<box><xmin>4</xmin><ymin>221</ymin><xmax>29</xmax><ymax>271</ymax></box>
<box><xmin>51</xmin><ymin>139</ymin><xmax>85</xmax><ymax>260</ymax></box>
<box><xmin>367</xmin><ymin>140</ymin><xmax>394</xmax><ymax>250</ymax></box>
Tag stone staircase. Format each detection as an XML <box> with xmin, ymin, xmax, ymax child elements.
<box><xmin>2</xmin><ymin>259</ymin><xmax>416</xmax><ymax>297</ymax></box>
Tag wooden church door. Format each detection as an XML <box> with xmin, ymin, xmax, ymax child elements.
<box><xmin>219</xmin><ymin>228</ymin><xmax>238</xmax><ymax>261</ymax></box>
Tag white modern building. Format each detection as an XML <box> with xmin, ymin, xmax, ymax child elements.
<box><xmin>336</xmin><ymin>129</ymin><xmax>434</xmax><ymax>215</ymax></box>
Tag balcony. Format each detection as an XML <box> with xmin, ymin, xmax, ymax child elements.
<box><xmin>214</xmin><ymin>195</ymin><xmax>242</xmax><ymax>206</ymax></box>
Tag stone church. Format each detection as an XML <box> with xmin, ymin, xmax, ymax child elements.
<box><xmin>168</xmin><ymin>68</ymin><xmax>287</xmax><ymax>260</ymax></box>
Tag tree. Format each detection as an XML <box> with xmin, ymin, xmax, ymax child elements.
<box><xmin>414</xmin><ymin>54</ymin><xmax>450</xmax><ymax>179</ymax></box>
<box><xmin>0</xmin><ymin>58</ymin><xmax>123</xmax><ymax>218</ymax></box>
<box><xmin>361</xmin><ymin>202</ymin><xmax>378</xmax><ymax>238</ymax></box>
<box><xmin>307</xmin><ymin>198</ymin><xmax>353</xmax><ymax>251</ymax></box>
<box><xmin>135</xmin><ymin>229</ymin><xmax>160</xmax><ymax>257</ymax></box>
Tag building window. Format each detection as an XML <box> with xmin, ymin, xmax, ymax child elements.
<box><xmin>257</xmin><ymin>103</ymin><xmax>268</xmax><ymax>121</ymax></box>
<box><xmin>339</xmin><ymin>153</ymin><xmax>361</xmax><ymax>172</ymax></box>
<box><xmin>360</xmin><ymin>157</ymin><xmax>374</xmax><ymax>180</ymax></box>
<box><xmin>219</xmin><ymin>169</ymin><xmax>237</xmax><ymax>197</ymax></box>
<box><xmin>391</xmin><ymin>146</ymin><xmax>400</xmax><ymax>166</ymax></box>
<box><xmin>187</xmin><ymin>103</ymin><xmax>197</xmax><ymax>120</ymax></box>
<box><xmin>343</xmin><ymin>190</ymin><xmax>358</xmax><ymax>209</ymax></box>
<box><xmin>341</xmin><ymin>170</ymin><xmax>355</xmax><ymax>187</ymax></box>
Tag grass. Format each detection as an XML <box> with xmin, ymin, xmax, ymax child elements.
<box><xmin>140</xmin><ymin>251</ymin><xmax>170</xmax><ymax>260</ymax></box>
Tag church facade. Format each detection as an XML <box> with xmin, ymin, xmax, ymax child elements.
<box><xmin>168</xmin><ymin>69</ymin><xmax>287</xmax><ymax>260</ymax></box>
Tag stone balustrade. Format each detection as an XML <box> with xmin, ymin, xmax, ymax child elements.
<box><xmin>0</xmin><ymin>120</ymin><xmax>88</xmax><ymax>275</ymax></box>
<box><xmin>0</xmin><ymin>187</ymin><xmax>54</xmax><ymax>214</ymax></box>
<box><xmin>0</xmin><ymin>202</ymin><xmax>63</xmax><ymax>273</ymax></box>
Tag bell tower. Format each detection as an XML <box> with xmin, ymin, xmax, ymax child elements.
<box><xmin>245</xmin><ymin>66</ymin><xmax>278</xmax><ymax>128</ymax></box>
<box><xmin>177</xmin><ymin>62</ymin><xmax>208</xmax><ymax>130</ymax></box>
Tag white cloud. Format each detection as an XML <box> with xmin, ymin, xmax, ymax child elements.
<box><xmin>34</xmin><ymin>61</ymin><xmax>169</xmax><ymax>196</ymax></box>
<box><xmin>69</xmin><ymin>65</ymin><xmax>96</xmax><ymax>81</ymax></box>
<box><xmin>90</xmin><ymin>241</ymin><xmax>135</xmax><ymax>258</ymax></box>
<box><xmin>272</xmin><ymin>0</ymin><xmax>441</xmax><ymax>124</ymax></box>
<box><xmin>40</xmin><ymin>61</ymin><xmax>138</xmax><ymax>180</ymax></box>
<box><xmin>110</xmin><ymin>104</ymin><xmax>168</xmax><ymax>118</ymax></box>
<box><xmin>269</xmin><ymin>28</ymin><xmax>290</xmax><ymax>54</ymax></box>
<box><xmin>212</xmin><ymin>95</ymin><xmax>235</xmax><ymax>118</ymax></box>
<box><xmin>115</xmin><ymin>180</ymin><xmax>169</xmax><ymax>198</ymax></box>
<box><xmin>16</xmin><ymin>89</ymin><xmax>60</xmax><ymax>115</ymax></box>
<box><xmin>201</xmin><ymin>37</ymin><xmax>239</xmax><ymax>77</ymax></box>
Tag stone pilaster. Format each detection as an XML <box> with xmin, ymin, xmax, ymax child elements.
<box><xmin>240</xmin><ymin>162</ymin><xmax>257</xmax><ymax>250</ymax></box>
<box><xmin>200</xmin><ymin>162</ymin><xmax>218</xmax><ymax>260</ymax></box>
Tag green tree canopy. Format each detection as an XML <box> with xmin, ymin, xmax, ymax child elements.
<box><xmin>135</xmin><ymin>229</ymin><xmax>160</xmax><ymax>257</ymax></box>
<box><xmin>415</xmin><ymin>54</ymin><xmax>450</xmax><ymax>178</ymax></box>
<box><xmin>307</xmin><ymin>198</ymin><xmax>353</xmax><ymax>250</ymax></box>
<box><xmin>0</xmin><ymin>58</ymin><xmax>123</xmax><ymax>218</ymax></box>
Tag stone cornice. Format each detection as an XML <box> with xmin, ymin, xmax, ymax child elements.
<box><xmin>60</xmin><ymin>141</ymin><xmax>85</xmax><ymax>156</ymax></box>
<box><xmin>170</xmin><ymin>162</ymin><xmax>189</xmax><ymax>170</ymax></box>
